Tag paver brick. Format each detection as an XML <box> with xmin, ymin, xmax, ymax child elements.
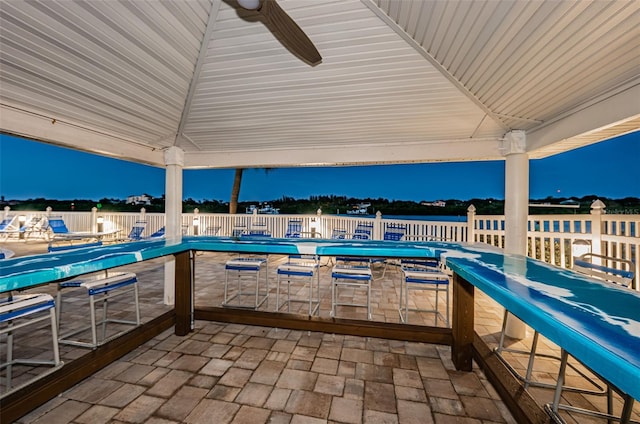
<box><xmin>184</xmin><ymin>399</ymin><xmax>240</xmax><ymax>424</ymax></box>
<box><xmin>113</xmin><ymin>395</ymin><xmax>165</xmax><ymax>423</ymax></box>
<box><xmin>284</xmin><ymin>390</ymin><xmax>332</xmax><ymax>419</ymax></box>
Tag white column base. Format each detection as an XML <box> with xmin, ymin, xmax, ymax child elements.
<box><xmin>505</xmin><ymin>311</ymin><xmax>527</xmax><ymax>339</ymax></box>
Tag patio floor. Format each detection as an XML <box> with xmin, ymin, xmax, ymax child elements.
<box><xmin>1</xmin><ymin>241</ymin><xmax>638</xmax><ymax>423</ymax></box>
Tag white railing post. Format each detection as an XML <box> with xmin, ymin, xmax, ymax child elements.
<box><xmin>313</xmin><ymin>208</ymin><xmax>322</xmax><ymax>238</ymax></box>
<box><xmin>193</xmin><ymin>208</ymin><xmax>199</xmax><ymax>236</ymax></box>
<box><xmin>590</xmin><ymin>199</ymin><xmax>605</xmax><ymax>258</ymax></box>
<box><xmin>140</xmin><ymin>207</ymin><xmax>146</xmax><ymax>222</ymax></box>
<box><xmin>45</xmin><ymin>206</ymin><xmax>52</xmax><ymax>217</ymax></box>
<box><xmin>3</xmin><ymin>206</ymin><xmax>9</xmax><ymax>219</ymax></box>
<box><xmin>467</xmin><ymin>205</ymin><xmax>476</xmax><ymax>243</ymax></box>
<box><xmin>374</xmin><ymin>211</ymin><xmax>382</xmax><ymax>240</ymax></box>
<box><xmin>91</xmin><ymin>207</ymin><xmax>98</xmax><ymax>233</ymax></box>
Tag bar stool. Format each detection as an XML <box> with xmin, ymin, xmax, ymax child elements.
<box><xmin>1</xmin><ymin>293</ymin><xmax>63</xmax><ymax>396</ymax></box>
<box><xmin>276</xmin><ymin>255</ymin><xmax>320</xmax><ymax>315</ymax></box>
<box><xmin>56</xmin><ymin>272</ymin><xmax>140</xmax><ymax>348</ymax></box>
<box><xmin>331</xmin><ymin>259</ymin><xmax>372</xmax><ymax>320</ymax></box>
<box><xmin>223</xmin><ymin>257</ymin><xmax>269</xmax><ymax>309</ymax></box>
<box><xmin>398</xmin><ymin>260</ymin><xmax>450</xmax><ymax>326</ymax></box>
<box><xmin>494</xmin><ymin>253</ymin><xmax>634</xmax><ymax>397</ymax></box>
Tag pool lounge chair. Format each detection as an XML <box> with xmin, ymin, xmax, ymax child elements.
<box><xmin>48</xmin><ymin>216</ymin><xmax>118</xmax><ymax>242</ymax></box>
<box><xmin>118</xmin><ymin>221</ymin><xmax>147</xmax><ymax>242</ymax></box>
<box><xmin>20</xmin><ymin>216</ymin><xmax>49</xmax><ymax>239</ymax></box>
<box><xmin>0</xmin><ymin>248</ymin><xmax>15</xmax><ymax>259</ymax></box>
<box><xmin>284</xmin><ymin>219</ymin><xmax>303</xmax><ymax>238</ymax></box>
<box><xmin>0</xmin><ymin>216</ymin><xmax>19</xmax><ymax>241</ymax></box>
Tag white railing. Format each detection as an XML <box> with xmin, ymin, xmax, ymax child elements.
<box><xmin>4</xmin><ymin>201</ymin><xmax>638</xmax><ymax>289</ymax></box>
<box><xmin>470</xmin><ymin>201</ymin><xmax>639</xmax><ymax>289</ymax></box>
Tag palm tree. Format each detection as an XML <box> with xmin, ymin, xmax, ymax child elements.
<box><xmin>229</xmin><ymin>168</ymin><xmax>243</xmax><ymax>214</ymax></box>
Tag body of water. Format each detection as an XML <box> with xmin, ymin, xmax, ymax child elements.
<box><xmin>337</xmin><ymin>214</ymin><xmax>467</xmax><ymax>222</ymax></box>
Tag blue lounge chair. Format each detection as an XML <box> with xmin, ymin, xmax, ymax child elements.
<box><xmin>19</xmin><ymin>216</ymin><xmax>48</xmax><ymax>239</ymax></box>
<box><xmin>125</xmin><ymin>221</ymin><xmax>147</xmax><ymax>241</ymax></box>
<box><xmin>149</xmin><ymin>227</ymin><xmax>165</xmax><ymax>238</ymax></box>
<box><xmin>0</xmin><ymin>215</ymin><xmax>19</xmax><ymax>241</ymax></box>
<box><xmin>352</xmin><ymin>221</ymin><xmax>373</xmax><ymax>240</ymax></box>
<box><xmin>0</xmin><ymin>248</ymin><xmax>15</xmax><ymax>259</ymax></box>
<box><xmin>48</xmin><ymin>216</ymin><xmax>118</xmax><ymax>242</ymax></box>
<box><xmin>284</xmin><ymin>219</ymin><xmax>303</xmax><ymax>238</ymax></box>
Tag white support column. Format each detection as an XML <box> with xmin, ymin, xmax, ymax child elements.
<box><xmin>163</xmin><ymin>146</ymin><xmax>184</xmax><ymax>305</ymax></box>
<box><xmin>501</xmin><ymin>130</ymin><xmax>529</xmax><ymax>339</ymax></box>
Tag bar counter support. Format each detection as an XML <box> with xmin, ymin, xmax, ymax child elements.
<box><xmin>174</xmin><ymin>250</ymin><xmax>192</xmax><ymax>336</ymax></box>
<box><xmin>452</xmin><ymin>272</ymin><xmax>474</xmax><ymax>371</ymax></box>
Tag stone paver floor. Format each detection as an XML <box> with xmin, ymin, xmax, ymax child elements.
<box><xmin>16</xmin><ymin>320</ymin><xmax>515</xmax><ymax>424</ymax></box>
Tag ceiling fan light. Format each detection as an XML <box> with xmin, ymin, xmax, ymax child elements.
<box><xmin>237</xmin><ymin>0</ymin><xmax>261</xmax><ymax>10</ymax></box>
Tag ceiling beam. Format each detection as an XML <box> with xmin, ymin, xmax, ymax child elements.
<box><xmin>0</xmin><ymin>104</ymin><xmax>164</xmax><ymax>166</ymax></box>
<box><xmin>183</xmin><ymin>137</ymin><xmax>503</xmax><ymax>169</ymax></box>
<box><xmin>527</xmin><ymin>82</ymin><xmax>640</xmax><ymax>153</ymax></box>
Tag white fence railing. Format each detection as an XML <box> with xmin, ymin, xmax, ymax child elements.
<box><xmin>471</xmin><ymin>201</ymin><xmax>639</xmax><ymax>289</ymax></box>
<box><xmin>3</xmin><ymin>201</ymin><xmax>638</xmax><ymax>289</ymax></box>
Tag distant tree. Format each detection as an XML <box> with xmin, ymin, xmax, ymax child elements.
<box><xmin>229</xmin><ymin>168</ymin><xmax>243</xmax><ymax>214</ymax></box>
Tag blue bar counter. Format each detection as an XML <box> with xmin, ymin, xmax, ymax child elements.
<box><xmin>0</xmin><ymin>236</ymin><xmax>442</xmax><ymax>291</ymax></box>
<box><xmin>1</xmin><ymin>236</ymin><xmax>638</xmax><ymax>402</ymax></box>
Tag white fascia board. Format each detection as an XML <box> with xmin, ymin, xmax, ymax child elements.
<box><xmin>183</xmin><ymin>138</ymin><xmax>503</xmax><ymax>169</ymax></box>
<box><xmin>0</xmin><ymin>104</ymin><xmax>165</xmax><ymax>167</ymax></box>
<box><xmin>527</xmin><ymin>84</ymin><xmax>640</xmax><ymax>153</ymax></box>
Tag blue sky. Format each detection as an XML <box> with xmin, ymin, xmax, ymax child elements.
<box><xmin>0</xmin><ymin>131</ymin><xmax>638</xmax><ymax>202</ymax></box>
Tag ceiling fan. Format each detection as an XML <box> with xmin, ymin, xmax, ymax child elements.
<box><xmin>236</xmin><ymin>0</ymin><xmax>322</xmax><ymax>66</ymax></box>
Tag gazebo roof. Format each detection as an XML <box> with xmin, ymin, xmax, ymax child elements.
<box><xmin>1</xmin><ymin>0</ymin><xmax>638</xmax><ymax>169</ymax></box>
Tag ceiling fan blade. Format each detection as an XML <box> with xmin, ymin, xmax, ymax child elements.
<box><xmin>259</xmin><ymin>0</ymin><xmax>322</xmax><ymax>66</ymax></box>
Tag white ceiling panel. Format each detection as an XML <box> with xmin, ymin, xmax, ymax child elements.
<box><xmin>1</xmin><ymin>0</ymin><xmax>638</xmax><ymax>169</ymax></box>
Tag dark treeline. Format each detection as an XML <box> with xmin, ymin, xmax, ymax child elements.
<box><xmin>2</xmin><ymin>195</ymin><xmax>639</xmax><ymax>215</ymax></box>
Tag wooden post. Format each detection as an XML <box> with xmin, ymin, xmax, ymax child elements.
<box><xmin>174</xmin><ymin>250</ymin><xmax>192</xmax><ymax>336</ymax></box>
<box><xmin>452</xmin><ymin>272</ymin><xmax>474</xmax><ymax>371</ymax></box>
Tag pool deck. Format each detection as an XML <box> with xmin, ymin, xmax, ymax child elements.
<box><xmin>1</xmin><ymin>240</ymin><xmax>638</xmax><ymax>423</ymax></box>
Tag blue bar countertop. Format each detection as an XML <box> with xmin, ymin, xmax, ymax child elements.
<box><xmin>0</xmin><ymin>236</ymin><xmax>443</xmax><ymax>291</ymax></box>
<box><xmin>442</xmin><ymin>247</ymin><xmax>640</xmax><ymax>400</ymax></box>
<box><xmin>1</xmin><ymin>237</ymin><xmax>638</xmax><ymax>399</ymax></box>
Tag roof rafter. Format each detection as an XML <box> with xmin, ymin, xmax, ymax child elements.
<box><xmin>174</xmin><ymin>0</ymin><xmax>223</xmax><ymax>149</ymax></box>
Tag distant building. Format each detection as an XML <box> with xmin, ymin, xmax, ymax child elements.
<box><xmin>421</xmin><ymin>200</ymin><xmax>446</xmax><ymax>207</ymax></box>
<box><xmin>127</xmin><ymin>194</ymin><xmax>152</xmax><ymax>205</ymax></box>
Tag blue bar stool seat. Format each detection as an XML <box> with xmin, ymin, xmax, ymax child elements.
<box><xmin>399</xmin><ymin>260</ymin><xmax>450</xmax><ymax>326</ymax></box>
<box><xmin>57</xmin><ymin>271</ymin><xmax>140</xmax><ymax>349</ymax></box>
<box><xmin>224</xmin><ymin>257</ymin><xmax>269</xmax><ymax>309</ymax></box>
<box><xmin>1</xmin><ymin>293</ymin><xmax>63</xmax><ymax>397</ymax></box>
<box><xmin>276</xmin><ymin>255</ymin><xmax>320</xmax><ymax>316</ymax></box>
<box><xmin>331</xmin><ymin>262</ymin><xmax>372</xmax><ymax>320</ymax></box>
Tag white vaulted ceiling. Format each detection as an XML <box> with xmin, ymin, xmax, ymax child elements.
<box><xmin>1</xmin><ymin>0</ymin><xmax>638</xmax><ymax>169</ymax></box>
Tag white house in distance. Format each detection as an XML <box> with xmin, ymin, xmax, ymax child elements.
<box><xmin>126</xmin><ymin>194</ymin><xmax>152</xmax><ymax>206</ymax></box>
<box><xmin>422</xmin><ymin>200</ymin><xmax>446</xmax><ymax>207</ymax></box>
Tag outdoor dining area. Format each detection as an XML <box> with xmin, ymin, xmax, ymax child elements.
<box><xmin>1</xmin><ymin>0</ymin><xmax>639</xmax><ymax>422</ymax></box>
<box><xmin>1</xmin><ymin>216</ymin><xmax>639</xmax><ymax>423</ymax></box>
